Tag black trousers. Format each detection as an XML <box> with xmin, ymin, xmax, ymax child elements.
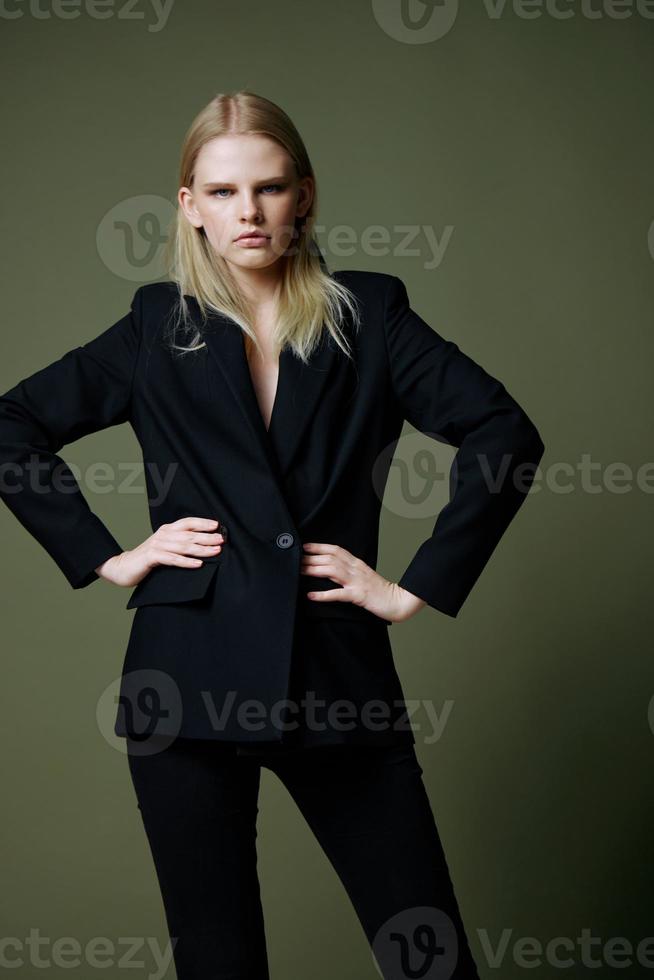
<box><xmin>126</xmin><ymin>736</ymin><xmax>481</xmax><ymax>980</ymax></box>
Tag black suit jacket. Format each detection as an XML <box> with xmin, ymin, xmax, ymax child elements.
<box><xmin>0</xmin><ymin>270</ymin><xmax>544</xmax><ymax>745</ymax></box>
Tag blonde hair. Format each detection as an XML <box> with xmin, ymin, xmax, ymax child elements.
<box><xmin>162</xmin><ymin>90</ymin><xmax>361</xmax><ymax>363</ymax></box>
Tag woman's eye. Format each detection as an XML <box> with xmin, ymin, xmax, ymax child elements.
<box><xmin>211</xmin><ymin>185</ymin><xmax>285</xmax><ymax>198</ymax></box>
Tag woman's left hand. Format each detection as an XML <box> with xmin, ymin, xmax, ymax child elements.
<box><xmin>301</xmin><ymin>542</ymin><xmax>426</xmax><ymax>623</ymax></box>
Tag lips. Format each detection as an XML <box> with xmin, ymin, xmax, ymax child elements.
<box><xmin>235</xmin><ymin>231</ymin><xmax>269</xmax><ymax>241</ymax></box>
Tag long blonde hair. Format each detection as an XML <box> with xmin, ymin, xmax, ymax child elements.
<box><xmin>162</xmin><ymin>90</ymin><xmax>361</xmax><ymax>363</ymax></box>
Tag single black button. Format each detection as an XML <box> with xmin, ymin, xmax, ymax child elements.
<box><xmin>276</xmin><ymin>532</ymin><xmax>294</xmax><ymax>549</ymax></box>
<box><xmin>219</xmin><ymin>522</ymin><xmax>229</xmax><ymax>542</ymax></box>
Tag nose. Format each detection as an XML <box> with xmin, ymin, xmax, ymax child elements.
<box><xmin>240</xmin><ymin>196</ymin><xmax>262</xmax><ymax>222</ymax></box>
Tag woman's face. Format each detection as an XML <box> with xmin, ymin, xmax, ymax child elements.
<box><xmin>178</xmin><ymin>134</ymin><xmax>313</xmax><ymax>278</ymax></box>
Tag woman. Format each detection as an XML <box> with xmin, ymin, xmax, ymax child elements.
<box><xmin>0</xmin><ymin>91</ymin><xmax>544</xmax><ymax>979</ymax></box>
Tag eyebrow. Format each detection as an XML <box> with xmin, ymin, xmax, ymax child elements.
<box><xmin>201</xmin><ymin>176</ymin><xmax>288</xmax><ymax>188</ymax></box>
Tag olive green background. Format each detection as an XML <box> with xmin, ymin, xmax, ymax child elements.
<box><xmin>1</xmin><ymin>1</ymin><xmax>652</xmax><ymax>978</ymax></box>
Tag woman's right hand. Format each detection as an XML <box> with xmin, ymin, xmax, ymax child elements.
<box><xmin>94</xmin><ymin>517</ymin><xmax>225</xmax><ymax>588</ymax></box>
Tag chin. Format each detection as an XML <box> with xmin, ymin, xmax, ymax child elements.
<box><xmin>226</xmin><ymin>253</ymin><xmax>281</xmax><ymax>274</ymax></box>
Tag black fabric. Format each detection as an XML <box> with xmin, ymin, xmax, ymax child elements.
<box><xmin>126</xmin><ymin>736</ymin><xmax>482</xmax><ymax>979</ymax></box>
<box><xmin>0</xmin><ymin>270</ymin><xmax>545</xmax><ymax>743</ymax></box>
<box><xmin>235</xmin><ymin>611</ymin><xmax>416</xmax><ymax>753</ymax></box>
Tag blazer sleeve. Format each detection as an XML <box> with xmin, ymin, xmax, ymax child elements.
<box><xmin>382</xmin><ymin>275</ymin><xmax>545</xmax><ymax>617</ymax></box>
<box><xmin>0</xmin><ymin>287</ymin><xmax>144</xmax><ymax>590</ymax></box>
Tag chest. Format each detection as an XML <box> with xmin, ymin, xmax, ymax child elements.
<box><xmin>244</xmin><ymin>337</ymin><xmax>280</xmax><ymax>433</ymax></box>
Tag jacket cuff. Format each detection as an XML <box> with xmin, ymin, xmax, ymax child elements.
<box><xmin>397</xmin><ymin>555</ymin><xmax>464</xmax><ymax>619</ymax></box>
<box><xmin>54</xmin><ymin>515</ymin><xmax>124</xmax><ymax>589</ymax></box>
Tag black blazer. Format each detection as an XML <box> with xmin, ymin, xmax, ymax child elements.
<box><xmin>0</xmin><ymin>270</ymin><xmax>544</xmax><ymax>745</ymax></box>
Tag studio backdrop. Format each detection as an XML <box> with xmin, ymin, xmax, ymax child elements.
<box><xmin>0</xmin><ymin>2</ymin><xmax>651</xmax><ymax>979</ymax></box>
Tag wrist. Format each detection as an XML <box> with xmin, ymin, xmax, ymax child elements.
<box><xmin>388</xmin><ymin>581</ymin><xmax>426</xmax><ymax>622</ymax></box>
<box><xmin>94</xmin><ymin>553</ymin><xmax>122</xmax><ymax>579</ymax></box>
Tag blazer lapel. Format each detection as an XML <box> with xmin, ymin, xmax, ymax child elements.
<box><xmin>267</xmin><ymin>328</ymin><xmax>341</xmax><ymax>476</ymax></box>
<box><xmin>186</xmin><ymin>297</ymin><xmax>343</xmax><ymax>484</ymax></box>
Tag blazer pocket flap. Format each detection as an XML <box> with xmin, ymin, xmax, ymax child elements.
<box><xmin>125</xmin><ymin>560</ymin><xmax>221</xmax><ymax>609</ymax></box>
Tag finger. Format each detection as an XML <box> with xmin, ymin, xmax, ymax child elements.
<box><xmin>301</xmin><ymin>565</ymin><xmax>347</xmax><ymax>586</ymax></box>
<box><xmin>170</xmin><ymin>542</ymin><xmax>223</xmax><ymax>560</ymax></box>
<box><xmin>156</xmin><ymin>533</ymin><xmax>223</xmax><ymax>557</ymax></box>
<box><xmin>172</xmin><ymin>517</ymin><xmax>222</xmax><ymax>530</ymax></box>
<box><xmin>301</xmin><ymin>554</ymin><xmax>334</xmax><ymax>569</ymax></box>
<box><xmin>151</xmin><ymin>551</ymin><xmax>205</xmax><ymax>567</ymax></box>
<box><xmin>301</xmin><ymin>554</ymin><xmax>333</xmax><ymax>568</ymax></box>
<box><xmin>302</xmin><ymin>556</ymin><xmax>348</xmax><ymax>578</ymax></box>
<box><xmin>179</xmin><ymin>531</ymin><xmax>224</xmax><ymax>545</ymax></box>
<box><xmin>302</xmin><ymin>542</ymin><xmax>340</xmax><ymax>555</ymax></box>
